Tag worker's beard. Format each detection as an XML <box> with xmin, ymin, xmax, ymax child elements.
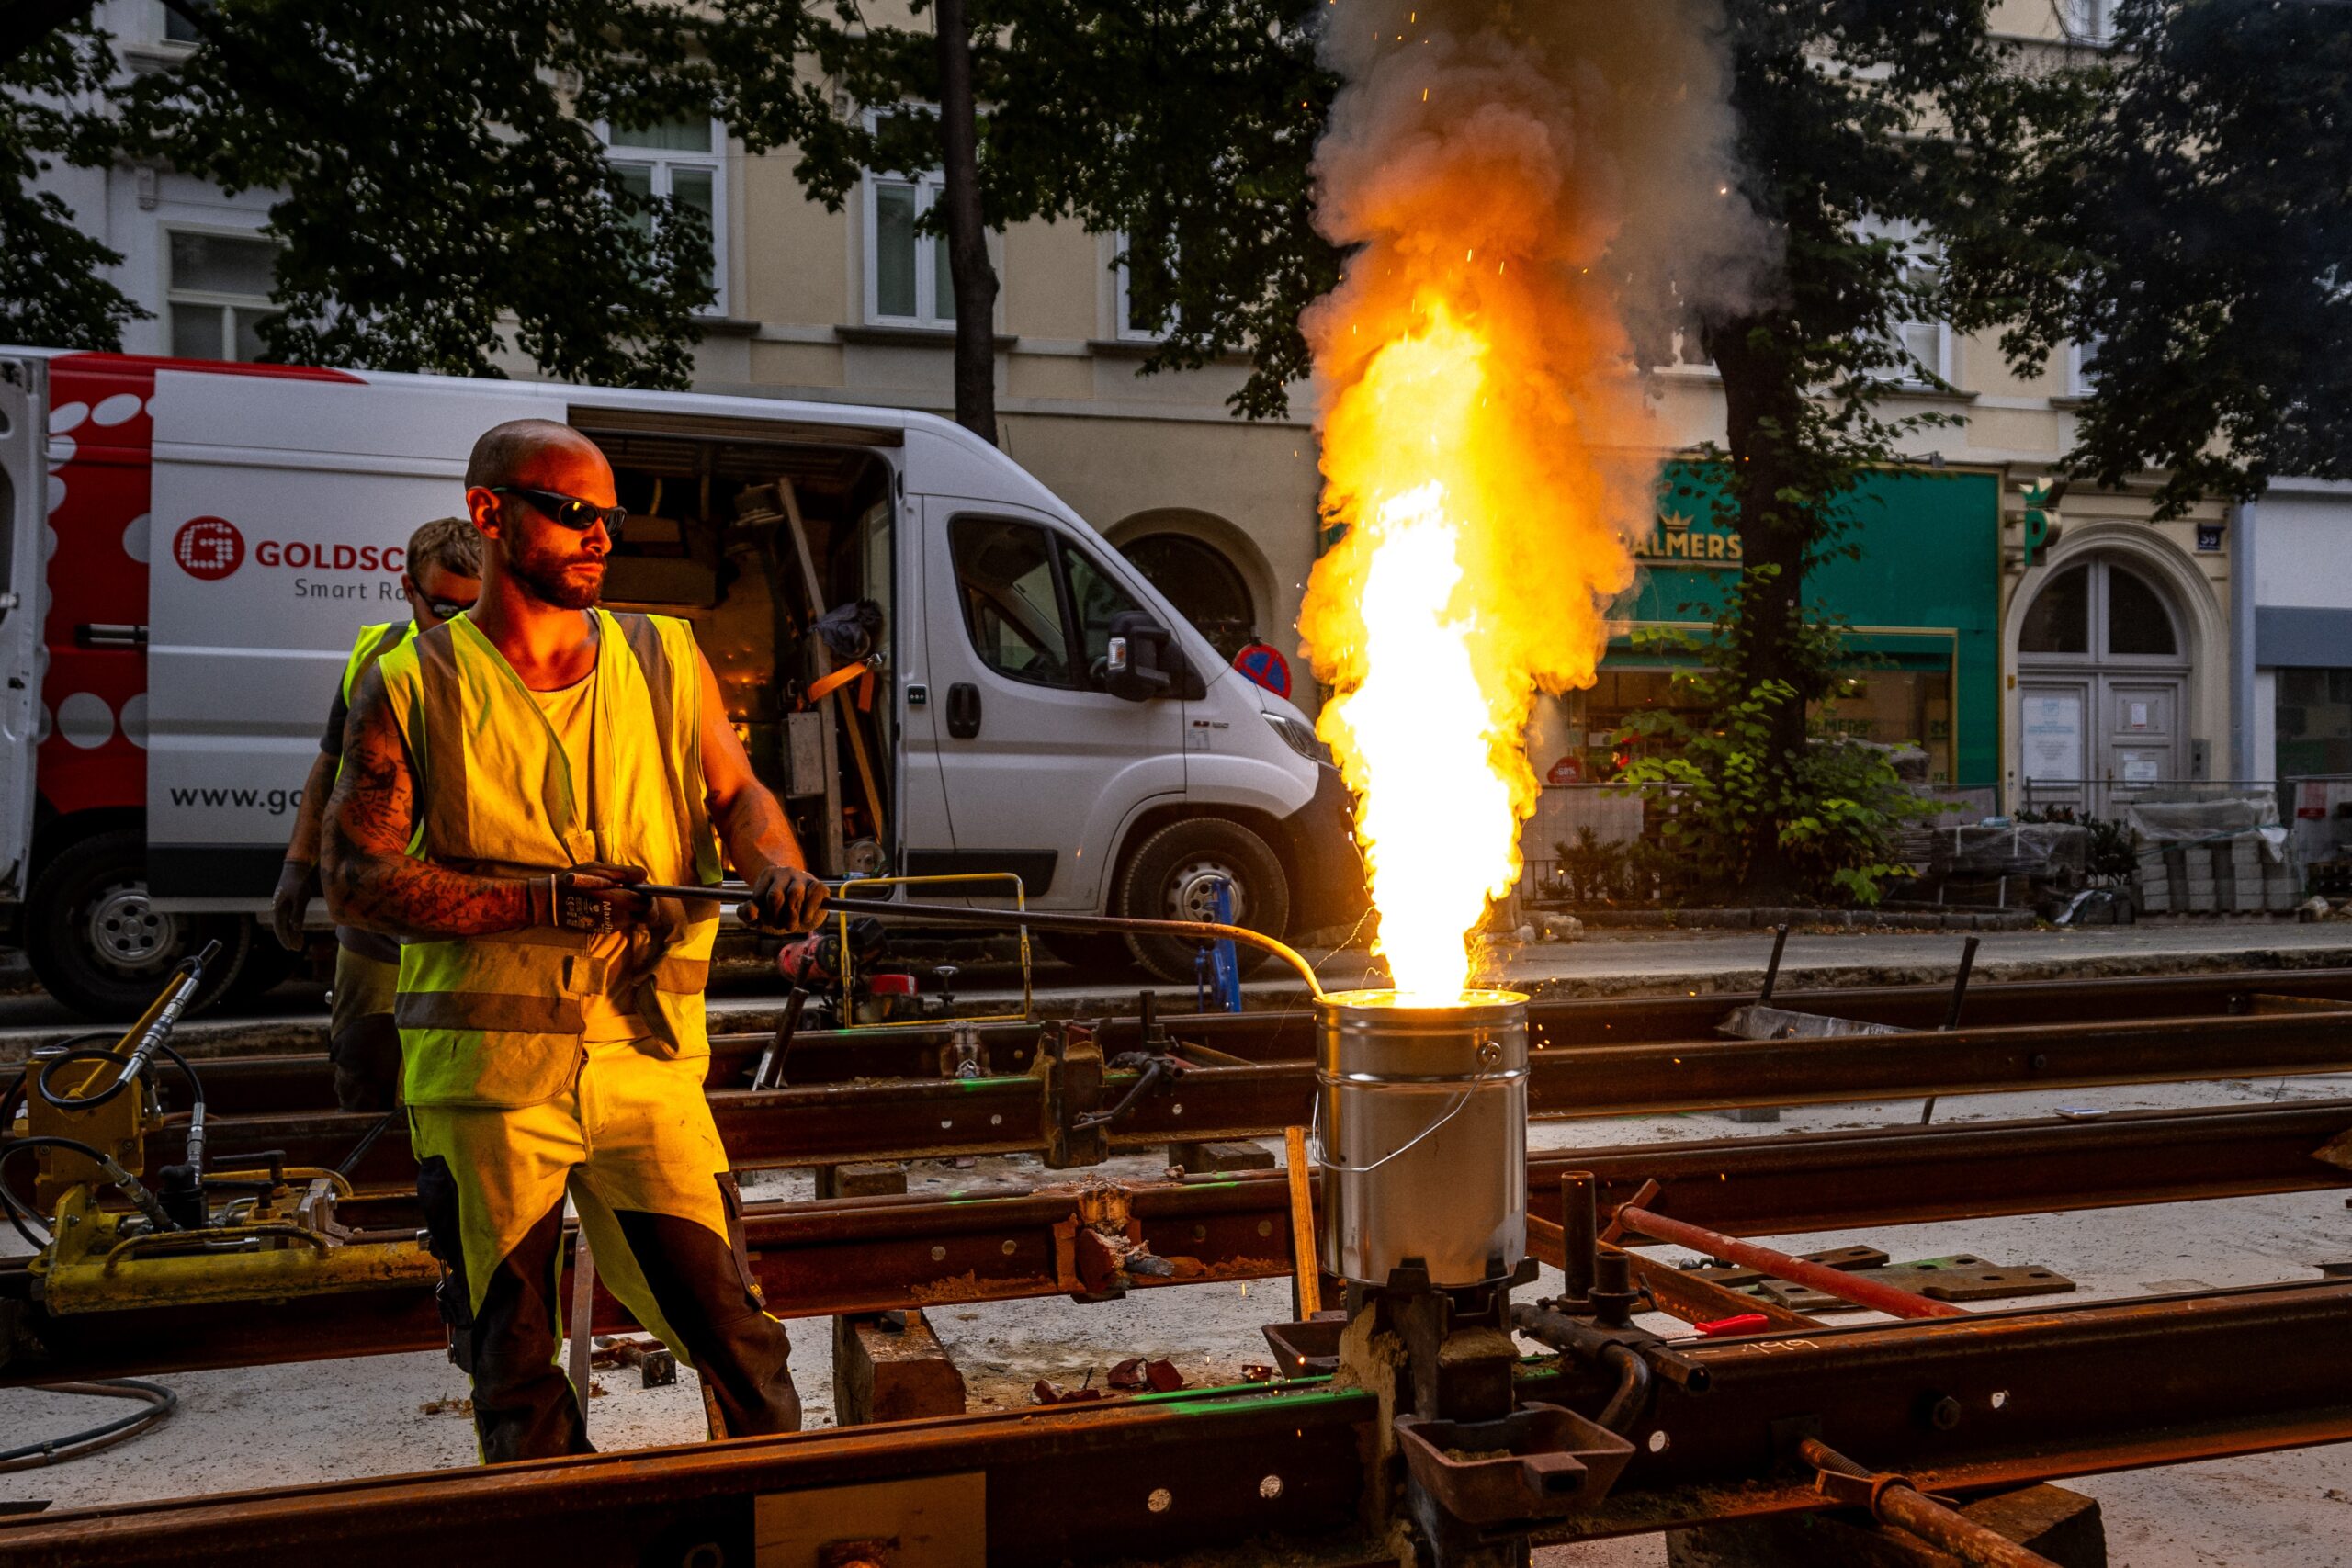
<box><xmin>505</xmin><ymin>533</ymin><xmax>604</xmax><ymax>611</ymax></box>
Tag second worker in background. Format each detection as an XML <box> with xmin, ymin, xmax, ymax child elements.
<box><xmin>272</xmin><ymin>515</ymin><xmax>481</xmax><ymax>1112</ymax></box>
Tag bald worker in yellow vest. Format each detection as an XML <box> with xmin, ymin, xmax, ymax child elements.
<box><xmin>322</xmin><ymin>418</ymin><xmax>828</xmax><ymax>1461</ymax></box>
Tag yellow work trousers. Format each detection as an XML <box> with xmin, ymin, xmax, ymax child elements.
<box><xmin>408</xmin><ymin>1038</ymin><xmax>797</xmax><ymax>1461</ymax></box>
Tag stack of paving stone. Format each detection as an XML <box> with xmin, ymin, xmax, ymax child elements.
<box><xmin>2135</xmin><ymin>833</ymin><xmax>2299</xmax><ymax>914</ymax></box>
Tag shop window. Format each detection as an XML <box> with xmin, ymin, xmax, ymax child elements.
<box><xmin>165</xmin><ymin>230</ymin><xmax>280</xmax><ymax>362</ymax></box>
<box><xmin>2276</xmin><ymin>667</ymin><xmax>2352</xmax><ymax>776</ymax></box>
<box><xmin>1121</xmin><ymin>533</ymin><xmax>1253</xmax><ymax>661</ymax></box>
<box><xmin>2105</xmin><ymin>568</ymin><xmax>2177</xmax><ymax>656</ymax></box>
<box><xmin>2019</xmin><ymin>564</ymin><xmax>2090</xmax><ymax>654</ymax></box>
<box><xmin>604</xmin><ymin>117</ymin><xmax>725</xmax><ymax>312</ymax></box>
<box><xmin>1811</xmin><ymin>667</ymin><xmax>1955</xmax><ymax>783</ymax></box>
<box><xmin>1569</xmin><ymin>661</ymin><xmax>1954</xmax><ymax>784</ymax></box>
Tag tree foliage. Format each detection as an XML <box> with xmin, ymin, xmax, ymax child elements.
<box><xmin>120</xmin><ymin>0</ymin><xmax>715</xmax><ymax>386</ymax></box>
<box><xmin>0</xmin><ymin>15</ymin><xmax>142</xmax><ymax>349</ymax></box>
<box><xmin>628</xmin><ymin>0</ymin><xmax>1339</xmax><ymax>426</ymax></box>
<box><xmin>1980</xmin><ymin>0</ymin><xmax>2352</xmax><ymax>517</ymax></box>
<box><xmin>1640</xmin><ymin>2</ymin><xmax>2037</xmax><ymax>899</ymax></box>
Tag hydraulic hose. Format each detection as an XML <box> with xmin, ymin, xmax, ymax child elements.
<box><xmin>0</xmin><ymin>1137</ymin><xmax>180</xmax><ymax>1235</ymax></box>
<box><xmin>34</xmin><ymin>941</ymin><xmax>220</xmax><ymax>1114</ymax></box>
<box><xmin>0</xmin><ymin>1380</ymin><xmax>177</xmax><ymax>1472</ymax></box>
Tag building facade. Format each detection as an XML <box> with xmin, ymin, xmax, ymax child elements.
<box><xmin>41</xmin><ymin>0</ymin><xmax>2248</xmax><ymax>812</ymax></box>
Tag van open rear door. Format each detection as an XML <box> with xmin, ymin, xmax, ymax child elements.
<box><xmin>0</xmin><ymin>357</ymin><xmax>45</xmax><ymax>897</ymax></box>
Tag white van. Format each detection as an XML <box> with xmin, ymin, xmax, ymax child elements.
<box><xmin>0</xmin><ymin>349</ymin><xmax>1358</xmax><ymax>1017</ymax></box>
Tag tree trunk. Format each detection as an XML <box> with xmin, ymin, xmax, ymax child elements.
<box><xmin>1709</xmin><ymin>312</ymin><xmax>1813</xmax><ymax>901</ymax></box>
<box><xmin>932</xmin><ymin>0</ymin><xmax>999</xmax><ymax>446</ymax></box>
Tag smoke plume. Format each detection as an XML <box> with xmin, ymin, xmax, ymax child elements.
<box><xmin>1297</xmin><ymin>0</ymin><xmax>1760</xmax><ymax>995</ymax></box>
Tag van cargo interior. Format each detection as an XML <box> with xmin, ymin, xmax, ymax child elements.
<box><xmin>571</xmin><ymin>412</ymin><xmax>896</xmax><ymax>880</ymax></box>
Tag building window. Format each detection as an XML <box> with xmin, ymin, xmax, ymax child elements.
<box><xmin>865</xmin><ymin>174</ymin><xmax>954</xmax><ymax>328</ymax></box>
<box><xmin>162</xmin><ymin>0</ymin><xmax>213</xmax><ymax>45</ymax></box>
<box><xmin>1122</xmin><ymin>533</ymin><xmax>1254</xmax><ymax>661</ymax></box>
<box><xmin>165</xmin><ymin>230</ymin><xmax>279</xmax><ymax>362</ymax></box>
<box><xmin>2064</xmin><ymin>0</ymin><xmax>2115</xmax><ymax>44</ymax></box>
<box><xmin>1114</xmin><ymin>234</ymin><xmax>1177</xmax><ymax>342</ymax></box>
<box><xmin>2020</xmin><ymin>559</ymin><xmax>2179</xmax><ymax>660</ymax></box>
<box><xmin>2068</xmin><ymin>334</ymin><xmax>2102</xmax><ymax>396</ymax></box>
<box><xmin>604</xmin><ymin>117</ymin><xmax>726</xmax><ymax>315</ymax></box>
<box><xmin>1859</xmin><ymin>216</ymin><xmax>1950</xmax><ymax>386</ymax></box>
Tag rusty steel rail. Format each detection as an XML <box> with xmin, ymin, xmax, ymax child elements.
<box><xmin>4</xmin><ymin>1279</ymin><xmax>2349</xmax><ymax>1567</ymax></box>
<box><xmin>19</xmin><ymin>965</ymin><xmax>2352</xmax><ymax>1118</ymax></box>
<box><xmin>11</xmin><ymin>1098</ymin><xmax>2350</xmax><ymax>1384</ymax></box>
<box><xmin>74</xmin><ymin>1005</ymin><xmax>2352</xmax><ymax>1195</ymax></box>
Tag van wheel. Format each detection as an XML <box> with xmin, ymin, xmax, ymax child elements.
<box><xmin>1116</xmin><ymin>819</ymin><xmax>1290</xmax><ymax>985</ymax></box>
<box><xmin>24</xmin><ymin>829</ymin><xmax>250</xmax><ymax>1021</ymax></box>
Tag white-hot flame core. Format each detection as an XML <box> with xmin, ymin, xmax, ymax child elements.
<box><xmin>1339</xmin><ymin>480</ymin><xmax>1521</xmax><ymax>1001</ymax></box>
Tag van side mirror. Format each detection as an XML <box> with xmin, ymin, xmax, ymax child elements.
<box><xmin>1104</xmin><ymin>612</ymin><xmax>1175</xmax><ymax>702</ymax></box>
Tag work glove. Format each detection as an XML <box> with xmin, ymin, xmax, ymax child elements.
<box><xmin>271</xmin><ymin>860</ymin><xmax>320</xmax><ymax>952</ymax></box>
<box><xmin>742</xmin><ymin>863</ymin><xmax>828</xmax><ymax>934</ymax></box>
<box><xmin>527</xmin><ymin>862</ymin><xmax>652</xmax><ymax>935</ymax></box>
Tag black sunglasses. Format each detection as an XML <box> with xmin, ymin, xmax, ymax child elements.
<box><xmin>424</xmin><ymin>594</ymin><xmax>476</xmax><ymax>620</ymax></box>
<box><xmin>491</xmin><ymin>486</ymin><xmax>628</xmax><ymax>536</ymax></box>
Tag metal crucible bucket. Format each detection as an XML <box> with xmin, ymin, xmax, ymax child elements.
<box><xmin>1314</xmin><ymin>988</ymin><xmax>1530</xmax><ymax>1289</ymax></box>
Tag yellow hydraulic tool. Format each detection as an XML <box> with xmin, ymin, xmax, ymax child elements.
<box><xmin>3</xmin><ymin>945</ymin><xmax>438</xmax><ymax>1318</ymax></box>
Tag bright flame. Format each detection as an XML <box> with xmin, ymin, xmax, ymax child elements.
<box><xmin>1300</xmin><ymin>0</ymin><xmax>1749</xmax><ymax>1000</ymax></box>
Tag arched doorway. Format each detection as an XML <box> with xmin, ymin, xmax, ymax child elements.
<box><xmin>1119</xmin><ymin>532</ymin><xmax>1258</xmax><ymax>662</ymax></box>
<box><xmin>2017</xmin><ymin>556</ymin><xmax>2192</xmax><ymax>810</ymax></box>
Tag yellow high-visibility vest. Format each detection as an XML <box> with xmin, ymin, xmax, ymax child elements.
<box><xmin>341</xmin><ymin>621</ymin><xmax>412</xmax><ymax>707</ymax></box>
<box><xmin>377</xmin><ymin>608</ymin><xmax>722</xmax><ymax>1108</ymax></box>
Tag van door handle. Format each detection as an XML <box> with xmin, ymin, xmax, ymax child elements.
<box><xmin>946</xmin><ymin>682</ymin><xmax>981</xmax><ymax>739</ymax></box>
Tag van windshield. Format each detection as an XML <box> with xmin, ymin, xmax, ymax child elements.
<box><xmin>1058</xmin><ymin>539</ymin><xmax>1142</xmax><ymax>690</ymax></box>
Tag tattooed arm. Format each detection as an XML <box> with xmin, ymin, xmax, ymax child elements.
<box><xmin>696</xmin><ymin>648</ymin><xmax>827</xmax><ymax>931</ymax></box>
<box><xmin>322</xmin><ymin>664</ymin><xmax>535</xmax><ymax>940</ymax></box>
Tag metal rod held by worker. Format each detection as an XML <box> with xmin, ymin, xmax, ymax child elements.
<box><xmin>1758</xmin><ymin>923</ymin><xmax>1790</xmax><ymax>1006</ymax></box>
<box><xmin>1922</xmin><ymin>935</ymin><xmax>1984</xmax><ymax>1125</ymax></box>
<box><xmin>1283</xmin><ymin>1124</ymin><xmax>1321</xmax><ymax>1319</ymax></box>
<box><xmin>629</xmin><ymin>884</ymin><xmax>1327</xmax><ymax>999</ymax></box>
<box><xmin>1615</xmin><ymin>1204</ymin><xmax>1967</xmax><ymax>1319</ymax></box>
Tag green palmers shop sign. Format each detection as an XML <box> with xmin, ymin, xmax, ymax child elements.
<box><xmin>1608</xmin><ymin>463</ymin><xmax>2003</xmax><ymax>789</ymax></box>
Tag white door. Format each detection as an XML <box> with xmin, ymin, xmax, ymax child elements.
<box><xmin>2017</xmin><ymin>557</ymin><xmax>2193</xmax><ymax>816</ymax></box>
<box><xmin>2019</xmin><ymin>682</ymin><xmax>2091</xmax><ymax>812</ymax></box>
<box><xmin>0</xmin><ymin>358</ymin><xmax>45</xmax><ymax>898</ymax></box>
<box><xmin>917</xmin><ymin>497</ymin><xmax>1184</xmax><ymax>911</ymax></box>
<box><xmin>2102</xmin><ymin>677</ymin><xmax>2183</xmax><ymax>800</ymax></box>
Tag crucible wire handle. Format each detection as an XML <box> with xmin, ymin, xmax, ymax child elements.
<box><xmin>1317</xmin><ymin>1090</ymin><xmax>1458</xmax><ymax>1175</ymax></box>
<box><xmin>1307</xmin><ymin>1062</ymin><xmax>1523</xmax><ymax>1175</ymax></box>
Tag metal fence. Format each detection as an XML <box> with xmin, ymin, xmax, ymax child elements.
<box><xmin>1513</xmin><ymin>774</ymin><xmax>2352</xmax><ymax>908</ymax></box>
